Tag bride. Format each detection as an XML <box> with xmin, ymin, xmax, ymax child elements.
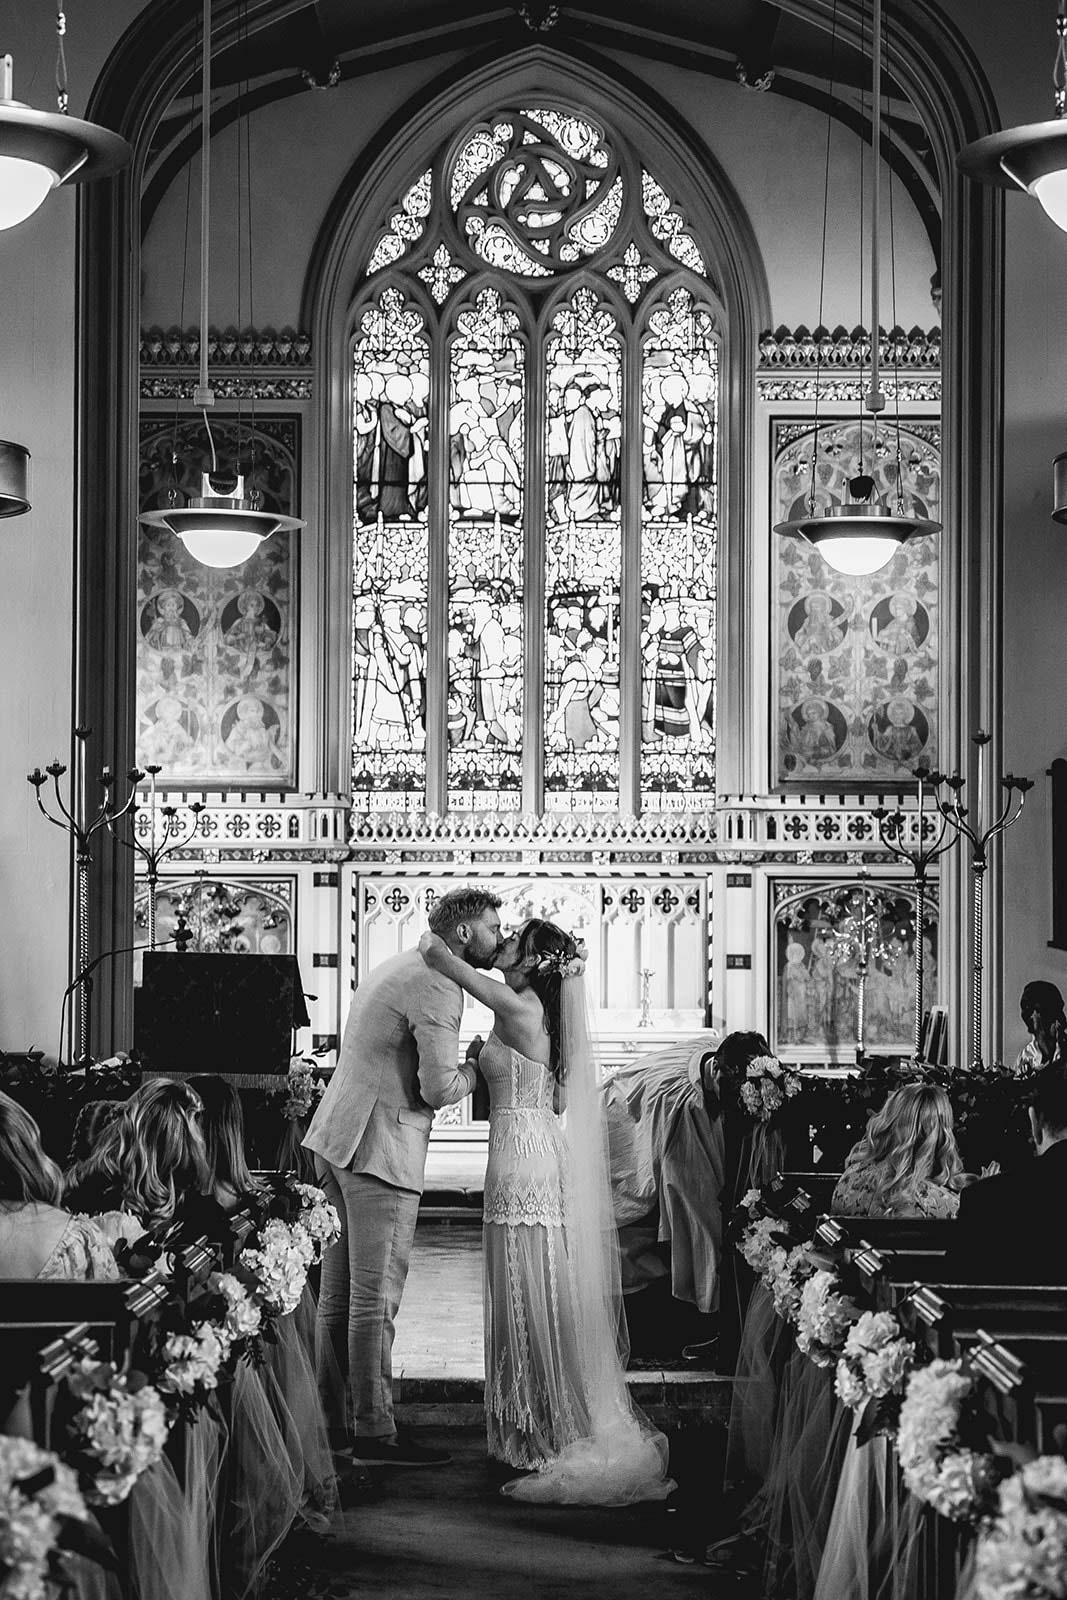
<box><xmin>419</xmin><ymin>918</ymin><xmax>673</xmax><ymax>1506</ymax></box>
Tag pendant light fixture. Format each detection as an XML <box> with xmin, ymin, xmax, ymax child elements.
<box><xmin>139</xmin><ymin>0</ymin><xmax>304</xmax><ymax>569</ymax></box>
<box><xmin>0</xmin><ymin>11</ymin><xmax>130</xmax><ymax>233</ymax></box>
<box><xmin>0</xmin><ymin>439</ymin><xmax>30</xmax><ymax>517</ymax></box>
<box><xmin>774</xmin><ymin>0</ymin><xmax>940</xmax><ymax>575</ymax></box>
<box><xmin>958</xmin><ymin>1</ymin><xmax>1067</xmax><ymax>233</ymax></box>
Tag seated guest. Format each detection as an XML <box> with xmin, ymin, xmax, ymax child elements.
<box><xmin>831</xmin><ymin>1084</ymin><xmax>962</xmax><ymax>1218</ymax></box>
<box><xmin>64</xmin><ymin>1098</ymin><xmax>124</xmax><ymax>1197</ymax></box>
<box><xmin>950</xmin><ymin>1064</ymin><xmax>1067</xmax><ymax>1283</ymax></box>
<box><xmin>185</xmin><ymin>1075</ymin><xmax>268</xmax><ymax>1215</ymax></box>
<box><xmin>0</xmin><ymin>1091</ymin><xmax>117</xmax><ymax>1278</ymax></box>
<box><xmin>66</xmin><ymin>1078</ymin><xmax>219</xmax><ymax>1247</ymax></box>
<box><xmin>1014</xmin><ymin>979</ymin><xmax>1066</xmax><ymax>1074</ymax></box>
<box><xmin>602</xmin><ymin>1032</ymin><xmax>724</xmax><ymax>1314</ymax></box>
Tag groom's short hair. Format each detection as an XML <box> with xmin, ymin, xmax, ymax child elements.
<box><xmin>428</xmin><ymin>887</ymin><xmax>502</xmax><ymax>941</ymax></box>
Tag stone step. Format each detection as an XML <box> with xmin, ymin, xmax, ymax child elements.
<box><xmin>395</xmin><ymin>1370</ymin><xmax>732</xmax><ymax>1431</ymax></box>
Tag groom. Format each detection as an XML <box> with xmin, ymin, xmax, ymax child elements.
<box><xmin>303</xmin><ymin>886</ymin><xmax>503</xmax><ymax>1465</ymax></box>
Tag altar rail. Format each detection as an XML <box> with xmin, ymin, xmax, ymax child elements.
<box><xmin>140</xmin><ymin>790</ymin><xmax>930</xmax><ymax>863</ymax></box>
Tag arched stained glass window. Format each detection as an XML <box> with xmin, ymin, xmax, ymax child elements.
<box><xmin>351</xmin><ymin>103</ymin><xmax>720</xmax><ymax>814</ymax></box>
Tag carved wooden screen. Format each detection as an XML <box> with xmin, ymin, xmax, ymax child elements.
<box><xmin>351</xmin><ymin>104</ymin><xmax>720</xmax><ymax>816</ymax></box>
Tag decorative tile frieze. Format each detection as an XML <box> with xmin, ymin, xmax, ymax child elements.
<box><xmin>140</xmin><ymin>327</ymin><xmax>312</xmax><ymax>367</ymax></box>
<box><xmin>141</xmin><ymin>375</ymin><xmax>312</xmax><ymax>401</ymax></box>
<box><xmin>758</xmin><ymin>376</ymin><xmax>940</xmax><ymax>405</ymax></box>
<box><xmin>139</xmin><ymin>326</ymin><xmax>313</xmax><ymax>401</ymax></box>
<box><xmin>758</xmin><ymin>325</ymin><xmax>940</xmax><ymax>369</ymax></box>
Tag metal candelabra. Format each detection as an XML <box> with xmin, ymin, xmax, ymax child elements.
<box><xmin>872</xmin><ymin>764</ymin><xmax>958</xmax><ymax>1059</ymax></box>
<box><xmin>935</xmin><ymin>733</ymin><xmax>1032</xmax><ymax>1069</ymax></box>
<box><xmin>826</xmin><ymin>876</ymin><xmax>900</xmax><ymax>1066</ymax></box>
<box><xmin>27</xmin><ymin>728</ymin><xmax>143</xmax><ymax>1064</ymax></box>
<box><xmin>110</xmin><ymin>766</ymin><xmax>204</xmax><ymax>948</ymax></box>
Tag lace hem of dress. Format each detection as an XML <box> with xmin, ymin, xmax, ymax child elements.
<box><xmin>484</xmin><ymin>1185</ymin><xmax>567</xmax><ymax>1227</ymax></box>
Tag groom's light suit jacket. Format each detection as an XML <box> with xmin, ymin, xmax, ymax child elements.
<box><xmin>302</xmin><ymin>948</ymin><xmax>476</xmax><ymax>1194</ymax></box>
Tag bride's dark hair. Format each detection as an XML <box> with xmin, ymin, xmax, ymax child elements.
<box><xmin>516</xmin><ymin>918</ymin><xmax>580</xmax><ymax>1079</ymax></box>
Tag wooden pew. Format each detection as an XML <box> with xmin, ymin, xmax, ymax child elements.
<box><xmin>0</xmin><ymin>1280</ymin><xmax>133</xmax><ymax>1444</ymax></box>
<box><xmin>775</xmin><ymin>1170</ymin><xmax>841</xmax><ymax>1213</ymax></box>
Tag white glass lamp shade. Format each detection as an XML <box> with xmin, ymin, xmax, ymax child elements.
<box><xmin>139</xmin><ymin>472</ymin><xmax>305</xmax><ymax>570</ymax></box>
<box><xmin>809</xmin><ymin>534</ymin><xmax>901</xmax><ymax>575</ymax></box>
<box><xmin>1030</xmin><ymin>166</ymin><xmax>1067</xmax><ymax>230</ymax></box>
<box><xmin>0</xmin><ymin>153</ymin><xmax>59</xmax><ymax>228</ymax></box>
<box><xmin>176</xmin><ymin>524</ymin><xmax>269</xmax><ymax>568</ymax></box>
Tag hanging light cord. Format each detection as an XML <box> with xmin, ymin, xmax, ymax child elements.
<box><xmin>868</xmin><ymin>0</ymin><xmax>886</xmax><ymax>423</ymax></box>
<box><xmin>808</xmin><ymin>0</ymin><xmax>840</xmax><ymax>516</ymax></box>
<box><xmin>1055</xmin><ymin>0</ymin><xmax>1067</xmax><ymax>119</ymax></box>
<box><xmin>55</xmin><ymin>3</ymin><xmax>68</xmax><ymax>114</ymax></box>
<box><xmin>198</xmin><ymin>0</ymin><xmax>218</xmax><ymax>476</ymax></box>
<box><xmin>884</xmin><ymin>3</ymin><xmax>906</xmax><ymax>515</ymax></box>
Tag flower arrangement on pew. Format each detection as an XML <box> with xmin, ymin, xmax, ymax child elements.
<box><xmin>0</xmin><ymin>1434</ymin><xmax>94</xmax><ymax>1600</ymax></box>
<box><xmin>795</xmin><ymin>1270</ymin><xmax>857</xmax><ymax>1367</ymax></box>
<box><xmin>973</xmin><ymin>1454</ymin><xmax>1067</xmax><ymax>1600</ymax></box>
<box><xmin>280</xmin><ymin>1056</ymin><xmax>327</xmax><ymax>1124</ymax></box>
<box><xmin>895</xmin><ymin>1359</ymin><xmax>997</xmax><ymax>1522</ymax></box>
<box><xmin>833</xmin><ymin>1309</ymin><xmax>914</xmax><ymax>1433</ymax></box>
<box><xmin>736</xmin><ymin>1181</ymin><xmax>1067</xmax><ymax>1592</ymax></box>
<box><xmin>65</xmin><ymin>1356</ymin><xmax>170</xmax><ymax>1505</ymax></box>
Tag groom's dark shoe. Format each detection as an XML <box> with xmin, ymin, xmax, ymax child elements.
<box><xmin>350</xmin><ymin>1431</ymin><xmax>453</xmax><ymax>1467</ymax></box>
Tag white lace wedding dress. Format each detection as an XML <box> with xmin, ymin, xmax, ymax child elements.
<box><xmin>480</xmin><ymin>1030</ymin><xmax>673</xmax><ymax>1504</ymax></box>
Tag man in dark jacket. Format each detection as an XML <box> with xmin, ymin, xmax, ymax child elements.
<box><xmin>949</xmin><ymin>1064</ymin><xmax>1067</xmax><ymax>1284</ymax></box>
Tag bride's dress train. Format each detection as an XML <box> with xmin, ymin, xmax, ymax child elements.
<box><xmin>480</xmin><ymin>1027</ymin><xmax>673</xmax><ymax>1506</ymax></box>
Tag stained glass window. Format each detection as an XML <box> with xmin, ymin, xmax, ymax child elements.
<box><xmin>640</xmin><ymin>288</ymin><xmax>718</xmax><ymax>798</ymax></box>
<box><xmin>350</xmin><ymin>103</ymin><xmax>719</xmax><ymax>814</ymax></box>
<box><xmin>446</xmin><ymin>288</ymin><xmax>525</xmax><ymax>801</ymax></box>
<box><xmin>351</xmin><ymin>288</ymin><xmax>430</xmax><ymax>794</ymax></box>
<box><xmin>544</xmin><ymin>288</ymin><xmax>622</xmax><ymax>796</ymax></box>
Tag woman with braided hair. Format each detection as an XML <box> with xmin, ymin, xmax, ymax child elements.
<box><xmin>419</xmin><ymin>917</ymin><xmax>673</xmax><ymax>1505</ymax></box>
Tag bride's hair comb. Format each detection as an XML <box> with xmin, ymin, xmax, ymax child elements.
<box><xmin>536</xmin><ymin>937</ymin><xmax>588</xmax><ymax>979</ymax></box>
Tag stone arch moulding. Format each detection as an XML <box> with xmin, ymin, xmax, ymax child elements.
<box><xmin>302</xmin><ymin>42</ymin><xmax>771</xmax><ymax>823</ymax></box>
<box><xmin>76</xmin><ymin>2</ymin><xmax>1000</xmax><ymax>1069</ymax></box>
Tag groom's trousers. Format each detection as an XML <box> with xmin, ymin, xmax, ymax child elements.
<box><xmin>316</xmin><ymin>1164</ymin><xmax>421</xmax><ymax>1439</ymax></box>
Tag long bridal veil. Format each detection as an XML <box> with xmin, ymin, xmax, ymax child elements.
<box><xmin>502</xmin><ymin>970</ymin><xmax>675</xmax><ymax>1506</ymax></box>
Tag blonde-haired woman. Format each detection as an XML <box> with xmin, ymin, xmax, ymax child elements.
<box><xmin>0</xmin><ymin>1091</ymin><xmax>117</xmax><ymax>1279</ymax></box>
<box><xmin>66</xmin><ymin>1078</ymin><xmax>213</xmax><ymax>1246</ymax></box>
<box><xmin>831</xmin><ymin>1083</ymin><xmax>963</xmax><ymax>1218</ymax></box>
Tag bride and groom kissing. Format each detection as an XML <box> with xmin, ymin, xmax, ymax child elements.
<box><xmin>302</xmin><ymin>886</ymin><xmax>673</xmax><ymax>1504</ymax></box>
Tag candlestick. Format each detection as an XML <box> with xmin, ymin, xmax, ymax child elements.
<box><xmin>110</xmin><ymin>765</ymin><xmax>204</xmax><ymax>950</ymax></box>
<box><xmin>872</xmin><ymin>763</ymin><xmax>957</xmax><ymax>1059</ymax></box>
<box><xmin>935</xmin><ymin>734</ymin><xmax>1032</xmax><ymax>1068</ymax></box>
<box><xmin>28</xmin><ymin>730</ymin><xmax>143</xmax><ymax>1064</ymax></box>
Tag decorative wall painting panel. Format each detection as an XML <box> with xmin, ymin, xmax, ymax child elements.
<box><xmin>772</xmin><ymin>879</ymin><xmax>938</xmax><ymax>1060</ymax></box>
<box><xmin>446</xmin><ymin>288</ymin><xmax>525</xmax><ymax>802</ymax></box>
<box><xmin>640</xmin><ymin>288</ymin><xmax>717</xmax><ymax>799</ymax></box>
<box><xmin>352</xmin><ymin>288</ymin><xmax>431</xmax><ymax>796</ymax></box>
<box><xmin>544</xmin><ymin>286</ymin><xmax>622</xmax><ymax>797</ymax></box>
<box><xmin>137</xmin><ymin>416</ymin><xmax>297</xmax><ymax>785</ymax></box>
<box><xmin>772</xmin><ymin>416</ymin><xmax>941</xmax><ymax>786</ymax></box>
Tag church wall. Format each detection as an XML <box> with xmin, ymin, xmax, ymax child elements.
<box><xmin>936</xmin><ymin>0</ymin><xmax>1067</xmax><ymax>1045</ymax></box>
<box><xmin>0</xmin><ymin>0</ymin><xmax>141</xmax><ymax>1054</ymax></box>
<box><xmin>140</xmin><ymin>44</ymin><xmax>937</xmax><ymax>335</ymax></box>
